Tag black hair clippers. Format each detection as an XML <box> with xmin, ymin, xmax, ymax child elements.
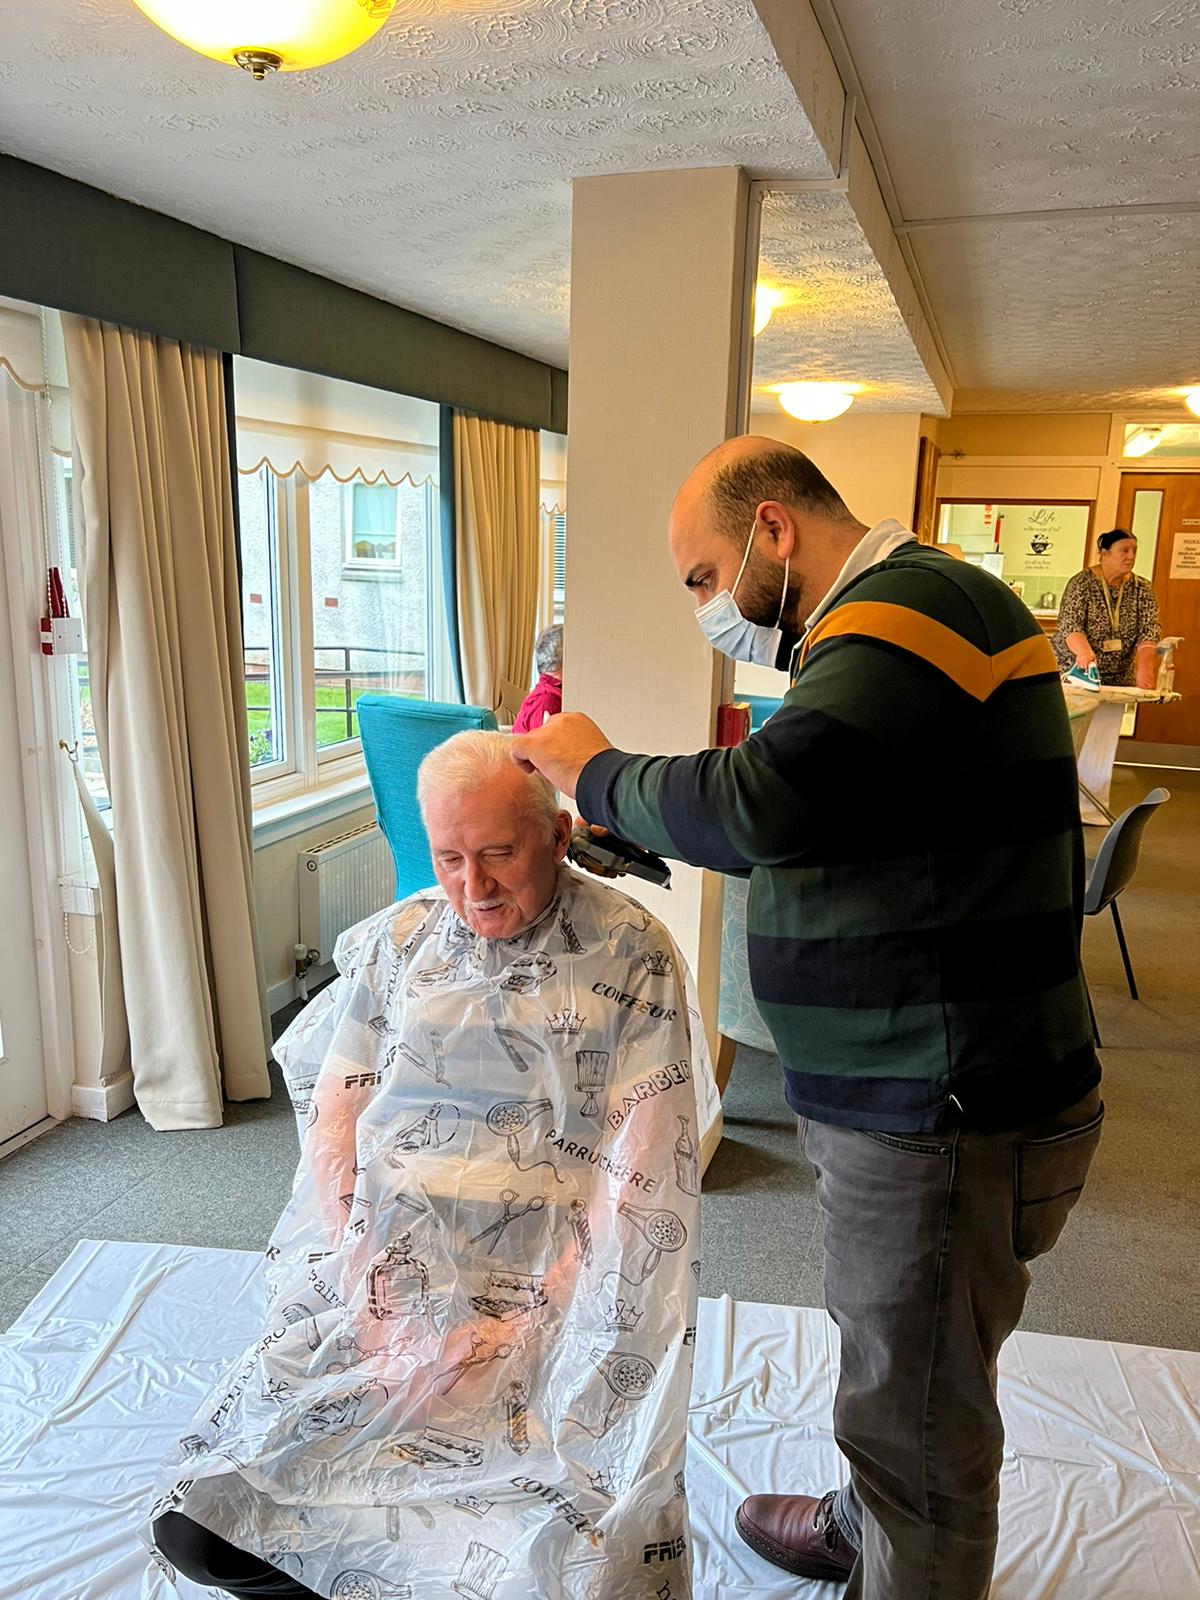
<box><xmin>568</xmin><ymin>827</ymin><xmax>672</xmax><ymax>889</ymax></box>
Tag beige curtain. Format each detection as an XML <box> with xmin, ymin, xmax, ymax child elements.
<box><xmin>454</xmin><ymin>412</ymin><xmax>540</xmax><ymax>711</ymax></box>
<box><xmin>63</xmin><ymin>316</ymin><xmax>269</xmax><ymax>1130</ymax></box>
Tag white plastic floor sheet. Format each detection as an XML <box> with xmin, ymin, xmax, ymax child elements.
<box><xmin>1</xmin><ymin>1240</ymin><xmax>1197</xmax><ymax>1599</ymax></box>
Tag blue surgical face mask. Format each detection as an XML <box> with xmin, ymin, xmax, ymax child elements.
<box><xmin>694</xmin><ymin>520</ymin><xmax>790</xmax><ymax>666</ymax></box>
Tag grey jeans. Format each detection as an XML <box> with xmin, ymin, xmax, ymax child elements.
<box><xmin>800</xmin><ymin>1087</ymin><xmax>1104</xmax><ymax>1600</ymax></box>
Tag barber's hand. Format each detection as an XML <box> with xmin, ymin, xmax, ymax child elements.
<box><xmin>569</xmin><ymin>822</ymin><xmax>624</xmax><ymax>879</ymax></box>
<box><xmin>511</xmin><ymin>713</ymin><xmax>613</xmax><ymax>802</ymax></box>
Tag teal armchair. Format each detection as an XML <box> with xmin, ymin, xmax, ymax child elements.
<box><xmin>357</xmin><ymin>696</ymin><xmax>498</xmax><ymax>901</ymax></box>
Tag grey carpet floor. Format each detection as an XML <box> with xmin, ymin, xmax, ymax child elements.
<box><xmin>2</xmin><ymin>765</ymin><xmax>1197</xmax><ymax>1350</ymax></box>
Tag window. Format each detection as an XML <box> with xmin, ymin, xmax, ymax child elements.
<box><xmin>937</xmin><ymin>501</ymin><xmax>1092</xmax><ymax>617</ymax></box>
<box><xmin>539</xmin><ymin>504</ymin><xmax>567</xmax><ymax>630</ymax></box>
<box><xmin>309</xmin><ymin>474</ymin><xmax>432</xmax><ymax>753</ymax></box>
<box><xmin>50</xmin><ymin>451</ymin><xmax>110</xmax><ymax>819</ymax></box>
<box><xmin>238</xmin><ymin>465</ymin><xmax>288</xmax><ymax>774</ymax></box>
<box><xmin>551</xmin><ymin>510</ymin><xmax>566</xmax><ymax>625</ymax></box>
<box><xmin>237</xmin><ymin>462</ymin><xmax>442</xmax><ymax>799</ymax></box>
<box><xmin>1122</xmin><ymin>421</ymin><xmax>1200</xmax><ymax>461</ymax></box>
<box><xmin>344</xmin><ymin>482</ymin><xmax>400</xmax><ymax>568</ymax></box>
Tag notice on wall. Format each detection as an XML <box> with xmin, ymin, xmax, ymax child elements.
<box><xmin>1169</xmin><ymin>530</ymin><xmax>1200</xmax><ymax>580</ymax></box>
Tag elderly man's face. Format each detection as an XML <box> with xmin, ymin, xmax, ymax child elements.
<box><xmin>424</xmin><ymin>766</ymin><xmax>572</xmax><ymax>939</ymax></box>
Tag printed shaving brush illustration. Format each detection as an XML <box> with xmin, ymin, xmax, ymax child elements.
<box><xmin>574</xmin><ymin>1050</ymin><xmax>611</xmax><ymax>1118</ymax></box>
<box><xmin>602</xmin><ymin>1203</ymin><xmax>688</xmax><ymax>1290</ymax></box>
<box><xmin>453</xmin><ymin>1542</ymin><xmax>509</xmax><ymax>1600</ymax></box>
<box><xmin>568</xmin><ymin>1349</ymin><xmax>658</xmax><ymax>1438</ymax></box>
<box><xmin>485</xmin><ymin>1098</ymin><xmax>563</xmax><ymax>1182</ymax></box>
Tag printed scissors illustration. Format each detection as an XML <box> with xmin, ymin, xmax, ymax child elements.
<box><xmin>435</xmin><ymin>1331</ymin><xmax>519</xmax><ymax>1394</ymax></box>
<box><xmin>468</xmin><ymin>1189</ymin><xmax>547</xmax><ymax>1253</ymax></box>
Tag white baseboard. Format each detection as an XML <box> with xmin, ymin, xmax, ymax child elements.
<box><xmin>267</xmin><ymin>962</ymin><xmax>336</xmax><ymax>1022</ymax></box>
<box><xmin>71</xmin><ymin>1074</ymin><xmax>136</xmax><ymax>1122</ymax></box>
<box><xmin>267</xmin><ymin>975</ymin><xmax>298</xmax><ymax>1014</ymax></box>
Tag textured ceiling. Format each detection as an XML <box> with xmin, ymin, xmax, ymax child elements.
<box><xmin>827</xmin><ymin>0</ymin><xmax>1200</xmax><ymax>218</ymax></box>
<box><xmin>821</xmin><ymin>0</ymin><xmax>1200</xmax><ymax>409</ymax></box>
<box><xmin>752</xmin><ymin>190</ymin><xmax>945</xmax><ymax>413</ymax></box>
<box><xmin>0</xmin><ymin>0</ymin><xmax>834</xmax><ymax>367</ymax></box>
<box><xmin>909</xmin><ymin>211</ymin><xmax>1200</xmax><ymax>399</ymax></box>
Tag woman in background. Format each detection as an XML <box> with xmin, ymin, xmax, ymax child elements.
<box><xmin>1053</xmin><ymin>528</ymin><xmax>1160</xmax><ymax>689</ymax></box>
<box><xmin>514</xmin><ymin>623</ymin><xmax>563</xmax><ymax>731</ymax></box>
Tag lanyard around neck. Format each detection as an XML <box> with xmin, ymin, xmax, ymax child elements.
<box><xmin>1093</xmin><ymin>567</ymin><xmax>1128</xmax><ymax>633</ymax></box>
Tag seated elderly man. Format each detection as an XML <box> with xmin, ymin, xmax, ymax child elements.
<box><xmin>148</xmin><ymin>731</ymin><xmax>716</xmax><ymax>1600</ymax></box>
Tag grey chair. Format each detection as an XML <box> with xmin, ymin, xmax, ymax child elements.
<box><xmin>1083</xmin><ymin>786</ymin><xmax>1170</xmax><ymax>1045</ymax></box>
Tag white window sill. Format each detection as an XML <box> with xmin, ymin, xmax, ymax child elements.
<box><xmin>252</xmin><ymin>771</ymin><xmax>375</xmax><ymax>849</ymax></box>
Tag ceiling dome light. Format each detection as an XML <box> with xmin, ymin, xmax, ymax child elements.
<box><xmin>776</xmin><ymin>382</ymin><xmax>856</xmax><ymax>423</ymax></box>
<box><xmin>752</xmin><ymin>284</ymin><xmax>785</xmax><ymax>339</ymax></box>
<box><xmin>130</xmin><ymin>0</ymin><xmax>396</xmax><ymax>79</ymax></box>
<box><xmin>1184</xmin><ymin>389</ymin><xmax>1200</xmax><ymax>418</ymax></box>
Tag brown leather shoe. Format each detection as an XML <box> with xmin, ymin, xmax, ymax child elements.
<box><xmin>735</xmin><ymin>1490</ymin><xmax>857</xmax><ymax>1581</ymax></box>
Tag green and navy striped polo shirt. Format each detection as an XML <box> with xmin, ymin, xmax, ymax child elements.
<box><xmin>577</xmin><ymin>543</ymin><xmax>1099</xmax><ymax>1133</ymax></box>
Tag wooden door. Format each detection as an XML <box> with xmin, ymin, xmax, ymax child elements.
<box><xmin>1115</xmin><ymin>472</ymin><xmax>1200</xmax><ymax>748</ymax></box>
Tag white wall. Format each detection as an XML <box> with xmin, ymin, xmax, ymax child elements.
<box><xmin>751</xmin><ymin>408</ymin><xmax>922</xmax><ymax>529</ymax></box>
<box><xmin>736</xmin><ymin>410</ymin><xmax>923</xmax><ymax>701</ymax></box>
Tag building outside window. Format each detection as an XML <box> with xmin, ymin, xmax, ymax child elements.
<box><xmin>234</xmin><ymin>358</ymin><xmax>445</xmax><ymax>797</ymax></box>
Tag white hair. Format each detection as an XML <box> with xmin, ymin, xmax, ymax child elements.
<box><xmin>417</xmin><ymin>729</ymin><xmax>562</xmax><ymax>839</ymax></box>
<box><xmin>535</xmin><ymin>624</ymin><xmax>563</xmax><ymax>676</ymax></box>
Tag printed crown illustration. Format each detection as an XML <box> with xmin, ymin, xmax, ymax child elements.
<box><xmin>546</xmin><ymin>1008</ymin><xmax>585</xmax><ymax>1035</ymax></box>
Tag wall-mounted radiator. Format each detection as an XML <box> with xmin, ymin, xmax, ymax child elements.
<box><xmin>298</xmin><ymin>824</ymin><xmax>395</xmax><ymax>963</ymax></box>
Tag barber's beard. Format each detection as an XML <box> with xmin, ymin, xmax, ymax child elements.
<box><xmin>738</xmin><ymin>549</ymin><xmax>807</xmax><ymax>635</ymax></box>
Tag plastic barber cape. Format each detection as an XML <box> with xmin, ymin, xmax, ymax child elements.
<box><xmin>148</xmin><ymin>866</ymin><xmax>719</xmax><ymax>1600</ymax></box>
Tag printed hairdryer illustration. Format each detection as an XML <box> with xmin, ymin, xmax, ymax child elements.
<box><xmin>568</xmin><ymin>1349</ymin><xmax>658</xmax><ymax>1438</ymax></box>
<box><xmin>568</xmin><ymin>827</ymin><xmax>672</xmax><ymax>889</ymax></box>
<box><xmin>485</xmin><ymin>1098</ymin><xmax>564</xmax><ymax>1183</ymax></box>
<box><xmin>602</xmin><ymin>1202</ymin><xmax>688</xmax><ymax>1290</ymax></box>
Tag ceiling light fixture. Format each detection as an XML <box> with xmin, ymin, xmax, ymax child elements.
<box><xmin>1124</xmin><ymin>426</ymin><xmax>1162</xmax><ymax>458</ymax></box>
<box><xmin>130</xmin><ymin>1</ymin><xmax>397</xmax><ymax>79</ymax></box>
<box><xmin>752</xmin><ymin>284</ymin><xmax>785</xmax><ymax>339</ymax></box>
<box><xmin>1184</xmin><ymin>389</ymin><xmax>1200</xmax><ymax>418</ymax></box>
<box><xmin>776</xmin><ymin>382</ymin><xmax>857</xmax><ymax>423</ymax></box>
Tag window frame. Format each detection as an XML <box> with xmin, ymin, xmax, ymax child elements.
<box><xmin>244</xmin><ymin>465</ymin><xmax>296</xmax><ymax>788</ymax></box>
<box><xmin>246</xmin><ymin>463</ymin><xmax>441</xmax><ymax>809</ymax></box>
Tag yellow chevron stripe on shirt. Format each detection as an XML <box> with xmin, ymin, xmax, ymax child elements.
<box><xmin>800</xmin><ymin>601</ymin><xmax>1057</xmax><ymax>701</ymax></box>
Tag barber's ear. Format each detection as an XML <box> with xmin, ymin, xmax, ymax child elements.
<box><xmin>759</xmin><ymin>500</ymin><xmax>797</xmax><ymax>562</ymax></box>
<box><xmin>552</xmin><ymin>811</ymin><xmax>573</xmax><ymax>862</ymax></box>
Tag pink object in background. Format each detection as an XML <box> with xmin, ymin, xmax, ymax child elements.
<box><xmin>513</xmin><ymin>673</ymin><xmax>562</xmax><ymax>732</ymax></box>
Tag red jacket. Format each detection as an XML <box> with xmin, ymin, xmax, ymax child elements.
<box><xmin>513</xmin><ymin>673</ymin><xmax>562</xmax><ymax>732</ymax></box>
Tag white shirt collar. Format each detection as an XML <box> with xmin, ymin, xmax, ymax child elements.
<box><xmin>804</xmin><ymin>518</ymin><xmax>919</xmax><ymax>634</ymax></box>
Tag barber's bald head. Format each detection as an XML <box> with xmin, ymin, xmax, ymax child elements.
<box><xmin>668</xmin><ymin>435</ymin><xmax>866</xmax><ymax>639</ymax></box>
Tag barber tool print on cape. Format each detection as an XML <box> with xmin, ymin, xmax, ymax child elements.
<box><xmin>602</xmin><ymin>1203</ymin><xmax>688</xmax><ymax>1290</ymax></box>
<box><xmin>470</xmin><ymin>1187</ymin><xmax>547</xmax><ymax>1253</ymax></box>
<box><xmin>567</xmin><ymin>1350</ymin><xmax>659</xmax><ymax>1439</ymax></box>
<box><xmin>494</xmin><ymin>1025</ymin><xmax>543</xmax><ymax>1073</ymax></box>
<box><xmin>145</xmin><ymin>869</ymin><xmax>717</xmax><ymax>1599</ymax></box>
<box><xmin>331</xmin><ymin>1569</ymin><xmax>413</xmax><ymax>1600</ymax></box>
<box><xmin>486</xmin><ymin>1097</ymin><xmax>564</xmax><ymax>1182</ymax></box>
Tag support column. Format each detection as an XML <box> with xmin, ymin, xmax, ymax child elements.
<box><xmin>564</xmin><ymin>167</ymin><xmax>750</xmax><ymax>1066</ymax></box>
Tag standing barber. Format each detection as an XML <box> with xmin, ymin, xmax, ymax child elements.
<box><xmin>512</xmin><ymin>436</ymin><xmax>1103</xmax><ymax>1600</ymax></box>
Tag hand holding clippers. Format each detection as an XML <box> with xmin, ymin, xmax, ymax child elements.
<box><xmin>568</xmin><ymin>826</ymin><xmax>671</xmax><ymax>889</ymax></box>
